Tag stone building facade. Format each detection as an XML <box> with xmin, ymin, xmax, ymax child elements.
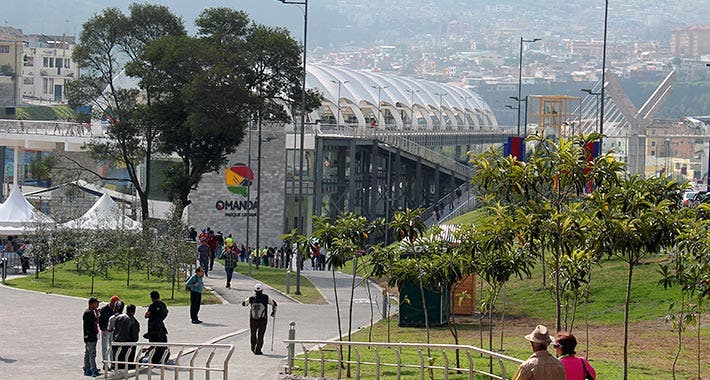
<box><xmin>186</xmin><ymin>125</ymin><xmax>286</xmax><ymax>249</ymax></box>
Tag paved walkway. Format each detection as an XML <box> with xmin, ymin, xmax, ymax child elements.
<box><xmin>0</xmin><ymin>263</ymin><xmax>392</xmax><ymax>379</ymax></box>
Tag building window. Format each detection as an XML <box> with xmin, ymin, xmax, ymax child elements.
<box><xmin>651</xmin><ymin>141</ymin><xmax>656</xmax><ymax>147</ymax></box>
<box><xmin>0</xmin><ymin>45</ymin><xmax>9</xmax><ymax>54</ymax></box>
<box><xmin>49</xmin><ymin>57</ymin><xmax>54</xmax><ymax>68</ymax></box>
<box><xmin>43</xmin><ymin>57</ymin><xmax>48</xmax><ymax>67</ymax></box>
<box><xmin>43</xmin><ymin>78</ymin><xmax>48</xmax><ymax>93</ymax></box>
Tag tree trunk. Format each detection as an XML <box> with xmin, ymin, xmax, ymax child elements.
<box><xmin>622</xmin><ymin>262</ymin><xmax>634</xmax><ymax>380</ymax></box>
<box><xmin>697</xmin><ymin>307</ymin><xmax>702</xmax><ymax>380</ymax></box>
<box><xmin>331</xmin><ymin>269</ymin><xmax>344</xmax><ymax>369</ymax></box>
<box><xmin>346</xmin><ymin>255</ymin><xmax>358</xmax><ymax>377</ymax></box>
<box><xmin>366</xmin><ymin>279</ymin><xmax>374</xmax><ymax>342</ymax></box>
<box><xmin>555</xmin><ymin>247</ymin><xmax>561</xmax><ymax>332</ymax></box>
<box><xmin>671</xmin><ymin>292</ymin><xmax>685</xmax><ymax>380</ymax></box>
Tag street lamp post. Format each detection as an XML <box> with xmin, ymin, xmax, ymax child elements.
<box><xmin>517</xmin><ymin>37</ymin><xmax>541</xmax><ymax>136</ymax></box>
<box><xmin>509</xmin><ymin>96</ymin><xmax>529</xmax><ymax>136</ymax></box>
<box><xmin>581</xmin><ymin>88</ymin><xmax>601</xmax><ymax>134</ymax></box>
<box><xmin>331</xmin><ymin>79</ymin><xmax>348</xmax><ymax>127</ymax></box>
<box><xmin>371</xmin><ymin>85</ymin><xmax>387</xmax><ymax>127</ymax></box>
<box><xmin>435</xmin><ymin>92</ymin><xmax>448</xmax><ymax>129</ymax></box>
<box><xmin>405</xmin><ymin>89</ymin><xmax>420</xmax><ymax>128</ymax></box>
<box><xmin>278</xmin><ymin>0</ymin><xmax>308</xmax><ymax>295</ymax></box>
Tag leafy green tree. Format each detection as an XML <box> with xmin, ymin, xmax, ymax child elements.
<box><xmin>68</xmin><ymin>4</ymin><xmax>186</xmax><ymax>221</ymax></box>
<box><xmin>129</xmin><ymin>7</ymin><xmax>315</xmax><ymax>220</ymax></box>
<box><xmin>589</xmin><ymin>175</ymin><xmax>686</xmax><ymax>379</ymax></box>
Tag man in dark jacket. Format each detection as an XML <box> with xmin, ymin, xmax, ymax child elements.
<box><xmin>113</xmin><ymin>304</ymin><xmax>140</xmax><ymax>370</ymax></box>
<box><xmin>241</xmin><ymin>283</ymin><xmax>277</xmax><ymax>355</ymax></box>
<box><xmin>83</xmin><ymin>297</ymin><xmax>100</xmax><ymax>377</ymax></box>
<box><xmin>144</xmin><ymin>291</ymin><xmax>169</xmax><ymax>363</ymax></box>
<box><xmin>197</xmin><ymin>239</ymin><xmax>211</xmax><ymax>277</ymax></box>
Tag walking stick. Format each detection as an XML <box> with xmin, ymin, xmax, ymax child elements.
<box><xmin>271</xmin><ymin>315</ymin><xmax>276</xmax><ymax>351</ymax></box>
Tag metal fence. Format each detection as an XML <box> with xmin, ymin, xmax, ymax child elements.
<box><xmin>284</xmin><ymin>340</ymin><xmax>524</xmax><ymax>380</ymax></box>
<box><xmin>104</xmin><ymin>342</ymin><xmax>234</xmax><ymax>380</ymax></box>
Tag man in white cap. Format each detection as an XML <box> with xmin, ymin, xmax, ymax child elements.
<box><xmin>511</xmin><ymin>324</ymin><xmax>565</xmax><ymax>380</ymax></box>
<box><xmin>241</xmin><ymin>283</ymin><xmax>277</xmax><ymax>355</ymax></box>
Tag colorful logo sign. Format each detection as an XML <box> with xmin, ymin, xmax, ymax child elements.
<box><xmin>225</xmin><ymin>163</ymin><xmax>254</xmax><ymax>197</ymax></box>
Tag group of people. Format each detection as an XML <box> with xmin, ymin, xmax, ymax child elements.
<box><xmin>2</xmin><ymin>235</ymin><xmax>31</xmax><ymax>274</ymax></box>
<box><xmin>82</xmin><ymin>291</ymin><xmax>168</xmax><ymax>377</ymax></box>
<box><xmin>512</xmin><ymin>324</ymin><xmax>596</xmax><ymax>380</ymax></box>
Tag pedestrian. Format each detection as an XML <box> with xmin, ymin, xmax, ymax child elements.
<box><xmin>241</xmin><ymin>283</ymin><xmax>277</xmax><ymax>355</ymax></box>
<box><xmin>144</xmin><ymin>291</ymin><xmax>169</xmax><ymax>363</ymax></box>
<box><xmin>197</xmin><ymin>238</ymin><xmax>211</xmax><ymax>277</ymax></box>
<box><xmin>98</xmin><ymin>295</ymin><xmax>120</xmax><ymax>368</ymax></box>
<box><xmin>188</xmin><ymin>226</ymin><xmax>197</xmax><ymax>241</ymax></box>
<box><xmin>208</xmin><ymin>229</ymin><xmax>218</xmax><ymax>271</ymax></box>
<box><xmin>83</xmin><ymin>297</ymin><xmax>101</xmax><ymax>377</ymax></box>
<box><xmin>239</xmin><ymin>244</ymin><xmax>247</xmax><ymax>262</ymax></box>
<box><xmin>105</xmin><ymin>301</ymin><xmax>124</xmax><ymax>370</ymax></box>
<box><xmin>185</xmin><ymin>267</ymin><xmax>205</xmax><ymax>324</ymax></box>
<box><xmin>112</xmin><ymin>304</ymin><xmax>140</xmax><ymax>371</ymax></box>
<box><xmin>511</xmin><ymin>325</ymin><xmax>565</xmax><ymax>380</ymax></box>
<box><xmin>223</xmin><ymin>243</ymin><xmax>238</xmax><ymax>289</ymax></box>
<box><xmin>216</xmin><ymin>231</ymin><xmax>224</xmax><ymax>259</ymax></box>
<box><xmin>553</xmin><ymin>333</ymin><xmax>596</xmax><ymax>380</ymax></box>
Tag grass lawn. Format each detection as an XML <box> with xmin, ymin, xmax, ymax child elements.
<box><xmin>6</xmin><ymin>261</ymin><xmax>220</xmax><ymax>307</ymax></box>
<box><xmin>446</xmin><ymin>208</ymin><xmax>488</xmax><ymax>226</ymax></box>
<box><xmin>232</xmin><ymin>263</ymin><xmax>327</xmax><ymax>304</ymax></box>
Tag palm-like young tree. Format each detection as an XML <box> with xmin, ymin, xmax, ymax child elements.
<box><xmin>389</xmin><ymin>208</ymin><xmax>426</xmax><ymax>243</ymax></box>
<box><xmin>589</xmin><ymin>175</ymin><xmax>686</xmax><ymax>379</ymax></box>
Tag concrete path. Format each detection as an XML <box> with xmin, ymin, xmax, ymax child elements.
<box><xmin>0</xmin><ymin>263</ymin><xmax>393</xmax><ymax>379</ymax></box>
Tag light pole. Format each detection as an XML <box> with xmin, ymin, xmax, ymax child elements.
<box><xmin>371</xmin><ymin>85</ymin><xmax>387</xmax><ymax>127</ymax></box>
<box><xmin>600</xmin><ymin>0</ymin><xmax>609</xmax><ymax>149</ymax></box>
<box><xmin>435</xmin><ymin>92</ymin><xmax>448</xmax><ymax>129</ymax></box>
<box><xmin>278</xmin><ymin>0</ymin><xmax>308</xmax><ymax>295</ymax></box>
<box><xmin>509</xmin><ymin>96</ymin><xmax>529</xmax><ymax>136</ymax></box>
<box><xmin>331</xmin><ymin>79</ymin><xmax>348</xmax><ymax>127</ymax></box>
<box><xmin>405</xmin><ymin>89</ymin><xmax>420</xmax><ymax>128</ymax></box>
<box><xmin>517</xmin><ymin>37</ymin><xmax>541</xmax><ymax>135</ymax></box>
<box><xmin>581</xmin><ymin>88</ymin><xmax>601</xmax><ymax>134</ymax></box>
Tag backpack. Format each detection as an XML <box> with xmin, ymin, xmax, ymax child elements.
<box><xmin>185</xmin><ymin>275</ymin><xmax>195</xmax><ymax>291</ymax></box>
<box><xmin>250</xmin><ymin>300</ymin><xmax>266</xmax><ymax>319</ymax></box>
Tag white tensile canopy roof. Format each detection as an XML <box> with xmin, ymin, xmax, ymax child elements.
<box><xmin>0</xmin><ymin>186</ymin><xmax>54</xmax><ymax>235</ymax></box>
<box><xmin>62</xmin><ymin>193</ymin><xmax>141</xmax><ymax>231</ymax></box>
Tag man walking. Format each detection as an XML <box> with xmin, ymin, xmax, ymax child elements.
<box><xmin>241</xmin><ymin>283</ymin><xmax>277</xmax><ymax>355</ymax></box>
<box><xmin>82</xmin><ymin>297</ymin><xmax>100</xmax><ymax>377</ymax></box>
<box><xmin>512</xmin><ymin>324</ymin><xmax>565</xmax><ymax>380</ymax></box>
<box><xmin>197</xmin><ymin>239</ymin><xmax>211</xmax><ymax>277</ymax></box>
<box><xmin>112</xmin><ymin>304</ymin><xmax>140</xmax><ymax>370</ymax></box>
<box><xmin>144</xmin><ymin>291</ymin><xmax>169</xmax><ymax>363</ymax></box>
<box><xmin>222</xmin><ymin>243</ymin><xmax>238</xmax><ymax>289</ymax></box>
<box><xmin>98</xmin><ymin>295</ymin><xmax>120</xmax><ymax>370</ymax></box>
<box><xmin>185</xmin><ymin>267</ymin><xmax>205</xmax><ymax>324</ymax></box>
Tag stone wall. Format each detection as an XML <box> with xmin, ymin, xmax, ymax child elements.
<box><xmin>187</xmin><ymin>125</ymin><xmax>286</xmax><ymax>249</ymax></box>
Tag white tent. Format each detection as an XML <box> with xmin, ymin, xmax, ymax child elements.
<box><xmin>0</xmin><ymin>186</ymin><xmax>54</xmax><ymax>235</ymax></box>
<box><xmin>62</xmin><ymin>193</ymin><xmax>141</xmax><ymax>231</ymax></box>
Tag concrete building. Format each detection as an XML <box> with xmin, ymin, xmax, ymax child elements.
<box><xmin>21</xmin><ymin>34</ymin><xmax>79</xmax><ymax>104</ymax></box>
<box><xmin>0</xmin><ymin>27</ymin><xmax>25</xmax><ymax>107</ymax></box>
<box><xmin>671</xmin><ymin>25</ymin><xmax>710</xmax><ymax>58</ymax></box>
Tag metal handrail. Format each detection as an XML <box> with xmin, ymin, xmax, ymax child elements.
<box><xmin>0</xmin><ymin>119</ymin><xmax>105</xmax><ymax>138</ymax></box>
<box><xmin>105</xmin><ymin>342</ymin><xmax>234</xmax><ymax>380</ymax></box>
<box><xmin>285</xmin><ymin>339</ymin><xmax>524</xmax><ymax>380</ymax></box>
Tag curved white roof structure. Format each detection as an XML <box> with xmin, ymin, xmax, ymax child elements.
<box><xmin>110</xmin><ymin>64</ymin><xmax>497</xmax><ymax>131</ymax></box>
<box><xmin>306</xmin><ymin>64</ymin><xmax>497</xmax><ymax>130</ymax></box>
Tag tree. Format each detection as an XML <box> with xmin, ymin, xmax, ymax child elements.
<box><xmin>589</xmin><ymin>175</ymin><xmax>686</xmax><ymax>379</ymax></box>
<box><xmin>68</xmin><ymin>4</ymin><xmax>186</xmax><ymax>222</ymax></box>
<box><xmin>129</xmin><ymin>7</ymin><xmax>317</xmax><ymax>220</ymax></box>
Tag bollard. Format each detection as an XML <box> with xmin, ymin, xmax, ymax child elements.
<box><xmin>381</xmin><ymin>289</ymin><xmax>388</xmax><ymax>319</ymax></box>
<box><xmin>1</xmin><ymin>255</ymin><xmax>7</xmax><ymax>285</ymax></box>
<box><xmin>286</xmin><ymin>268</ymin><xmax>291</xmax><ymax>294</ymax></box>
<box><xmin>287</xmin><ymin>321</ymin><xmax>296</xmax><ymax>373</ymax></box>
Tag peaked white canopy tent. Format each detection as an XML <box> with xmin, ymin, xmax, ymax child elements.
<box><xmin>0</xmin><ymin>186</ymin><xmax>54</xmax><ymax>235</ymax></box>
<box><xmin>62</xmin><ymin>193</ymin><xmax>142</xmax><ymax>231</ymax></box>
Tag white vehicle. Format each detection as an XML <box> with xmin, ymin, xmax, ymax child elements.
<box><xmin>682</xmin><ymin>191</ymin><xmax>698</xmax><ymax>206</ymax></box>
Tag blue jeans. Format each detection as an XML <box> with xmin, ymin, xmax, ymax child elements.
<box><xmin>84</xmin><ymin>341</ymin><xmax>97</xmax><ymax>372</ymax></box>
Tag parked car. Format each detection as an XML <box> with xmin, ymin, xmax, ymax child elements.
<box><xmin>689</xmin><ymin>191</ymin><xmax>709</xmax><ymax>208</ymax></box>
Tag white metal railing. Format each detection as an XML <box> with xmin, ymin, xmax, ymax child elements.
<box><xmin>105</xmin><ymin>342</ymin><xmax>234</xmax><ymax>380</ymax></box>
<box><xmin>0</xmin><ymin>119</ymin><xmax>106</xmax><ymax>138</ymax></box>
<box><xmin>285</xmin><ymin>340</ymin><xmax>524</xmax><ymax>380</ymax></box>
<box><xmin>439</xmin><ymin>192</ymin><xmax>478</xmax><ymax>224</ymax></box>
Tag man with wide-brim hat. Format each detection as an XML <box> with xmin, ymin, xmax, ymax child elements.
<box><xmin>512</xmin><ymin>324</ymin><xmax>565</xmax><ymax>380</ymax></box>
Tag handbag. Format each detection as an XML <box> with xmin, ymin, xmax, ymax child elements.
<box><xmin>580</xmin><ymin>357</ymin><xmax>594</xmax><ymax>380</ymax></box>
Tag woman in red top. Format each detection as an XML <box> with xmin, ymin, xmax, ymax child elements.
<box><xmin>553</xmin><ymin>333</ymin><xmax>596</xmax><ymax>380</ymax></box>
